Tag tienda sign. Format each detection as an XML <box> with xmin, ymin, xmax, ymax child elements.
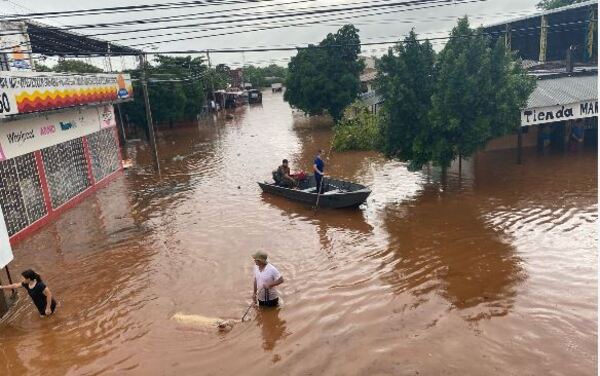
<box><xmin>521</xmin><ymin>100</ymin><xmax>598</xmax><ymax>126</ymax></box>
<box><xmin>0</xmin><ymin>71</ymin><xmax>133</xmax><ymax>118</ymax></box>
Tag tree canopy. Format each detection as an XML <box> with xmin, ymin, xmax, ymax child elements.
<box><xmin>536</xmin><ymin>0</ymin><xmax>585</xmax><ymax>9</ymax></box>
<box><xmin>427</xmin><ymin>17</ymin><xmax>535</xmax><ymax>168</ymax></box>
<box><xmin>242</xmin><ymin>64</ymin><xmax>287</xmax><ymax>88</ymax></box>
<box><xmin>376</xmin><ymin>29</ymin><xmax>436</xmax><ymax>169</ymax></box>
<box><xmin>34</xmin><ymin>59</ymin><xmax>103</xmax><ymax>73</ymax></box>
<box><xmin>334</xmin><ymin>18</ymin><xmax>536</xmax><ymax>170</ymax></box>
<box><xmin>120</xmin><ymin>55</ymin><xmax>209</xmax><ymax>130</ymax></box>
<box><xmin>284</xmin><ymin>24</ymin><xmax>364</xmax><ymax>121</ymax></box>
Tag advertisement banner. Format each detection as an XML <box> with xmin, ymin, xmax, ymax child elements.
<box><xmin>0</xmin><ymin>72</ymin><xmax>133</xmax><ymax>118</ymax></box>
<box><xmin>0</xmin><ymin>205</ymin><xmax>13</xmax><ymax>268</ymax></box>
<box><xmin>521</xmin><ymin>100</ymin><xmax>598</xmax><ymax>126</ymax></box>
<box><xmin>0</xmin><ymin>106</ymin><xmax>116</xmax><ymax>161</ymax></box>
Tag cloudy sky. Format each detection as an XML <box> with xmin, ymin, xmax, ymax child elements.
<box><xmin>3</xmin><ymin>0</ymin><xmax>541</xmax><ymax>68</ymax></box>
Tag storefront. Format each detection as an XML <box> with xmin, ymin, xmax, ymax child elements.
<box><xmin>485</xmin><ymin>71</ymin><xmax>597</xmax><ymax>154</ymax></box>
<box><xmin>0</xmin><ymin>71</ymin><xmax>133</xmax><ymax>243</ymax></box>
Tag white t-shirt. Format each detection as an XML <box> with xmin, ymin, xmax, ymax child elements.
<box><xmin>254</xmin><ymin>263</ymin><xmax>282</xmax><ymax>301</ymax></box>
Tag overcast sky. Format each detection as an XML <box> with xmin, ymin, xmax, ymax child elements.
<box><xmin>4</xmin><ymin>0</ymin><xmax>540</xmax><ymax>68</ymax></box>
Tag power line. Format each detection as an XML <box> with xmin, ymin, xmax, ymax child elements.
<box><xmin>0</xmin><ymin>0</ymin><xmax>467</xmax><ymax>38</ymax></box>
<box><xmin>119</xmin><ymin>0</ymin><xmax>484</xmax><ymax>47</ymax></box>
<box><xmin>0</xmin><ymin>0</ymin><xmax>291</xmax><ymax>20</ymax></box>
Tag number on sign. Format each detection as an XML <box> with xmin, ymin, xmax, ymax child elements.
<box><xmin>0</xmin><ymin>93</ymin><xmax>10</xmax><ymax>114</ymax></box>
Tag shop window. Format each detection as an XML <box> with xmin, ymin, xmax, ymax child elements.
<box><xmin>42</xmin><ymin>137</ymin><xmax>90</xmax><ymax>209</ymax></box>
<box><xmin>86</xmin><ymin>128</ymin><xmax>120</xmax><ymax>182</ymax></box>
<box><xmin>0</xmin><ymin>152</ymin><xmax>47</xmax><ymax>236</ymax></box>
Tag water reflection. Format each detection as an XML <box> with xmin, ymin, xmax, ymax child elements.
<box><xmin>379</xmin><ymin>179</ymin><xmax>524</xmax><ymax>320</ymax></box>
<box><xmin>255</xmin><ymin>308</ymin><xmax>289</xmax><ymax>351</ymax></box>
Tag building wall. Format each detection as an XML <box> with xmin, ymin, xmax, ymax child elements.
<box><xmin>0</xmin><ymin>105</ymin><xmax>122</xmax><ymax>244</ymax></box>
<box><xmin>485</xmin><ymin>126</ymin><xmax>539</xmax><ymax>151</ymax></box>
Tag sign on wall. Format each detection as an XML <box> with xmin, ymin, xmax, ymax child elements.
<box><xmin>0</xmin><ymin>106</ymin><xmax>116</xmax><ymax>161</ymax></box>
<box><xmin>0</xmin><ymin>72</ymin><xmax>133</xmax><ymax>118</ymax></box>
<box><xmin>0</xmin><ymin>205</ymin><xmax>13</xmax><ymax>268</ymax></box>
<box><xmin>0</xmin><ymin>21</ymin><xmax>34</xmax><ymax>71</ymax></box>
<box><xmin>521</xmin><ymin>100</ymin><xmax>598</xmax><ymax>126</ymax></box>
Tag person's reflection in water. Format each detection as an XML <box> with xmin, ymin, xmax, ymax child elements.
<box><xmin>255</xmin><ymin>307</ymin><xmax>289</xmax><ymax>351</ymax></box>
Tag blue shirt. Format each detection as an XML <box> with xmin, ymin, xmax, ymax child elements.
<box><xmin>314</xmin><ymin>156</ymin><xmax>324</xmax><ymax>176</ymax></box>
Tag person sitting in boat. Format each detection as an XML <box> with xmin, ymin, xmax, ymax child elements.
<box><xmin>273</xmin><ymin>159</ymin><xmax>297</xmax><ymax>188</ymax></box>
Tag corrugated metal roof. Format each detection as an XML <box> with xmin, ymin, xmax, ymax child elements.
<box><xmin>484</xmin><ymin>0</ymin><xmax>597</xmax><ymax>29</ymax></box>
<box><xmin>526</xmin><ymin>74</ymin><xmax>597</xmax><ymax>109</ymax></box>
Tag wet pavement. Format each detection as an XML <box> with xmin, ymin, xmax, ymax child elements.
<box><xmin>0</xmin><ymin>91</ymin><xmax>597</xmax><ymax>375</ymax></box>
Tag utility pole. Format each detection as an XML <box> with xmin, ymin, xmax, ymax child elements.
<box><xmin>139</xmin><ymin>54</ymin><xmax>160</xmax><ymax>171</ymax></box>
<box><xmin>107</xmin><ymin>43</ymin><xmax>127</xmax><ymax>145</ymax></box>
<box><xmin>206</xmin><ymin>50</ymin><xmax>216</xmax><ymax>110</ymax></box>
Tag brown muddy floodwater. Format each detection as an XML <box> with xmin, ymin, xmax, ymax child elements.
<box><xmin>0</xmin><ymin>91</ymin><xmax>597</xmax><ymax>375</ymax></box>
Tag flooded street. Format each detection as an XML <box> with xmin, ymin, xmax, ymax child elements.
<box><xmin>0</xmin><ymin>91</ymin><xmax>597</xmax><ymax>375</ymax></box>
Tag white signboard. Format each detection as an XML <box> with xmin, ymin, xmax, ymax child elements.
<box><xmin>0</xmin><ymin>71</ymin><xmax>132</xmax><ymax>118</ymax></box>
<box><xmin>0</xmin><ymin>205</ymin><xmax>13</xmax><ymax>268</ymax></box>
<box><xmin>0</xmin><ymin>105</ymin><xmax>116</xmax><ymax>161</ymax></box>
<box><xmin>521</xmin><ymin>100</ymin><xmax>598</xmax><ymax>126</ymax></box>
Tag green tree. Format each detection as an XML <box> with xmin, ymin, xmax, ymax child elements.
<box><xmin>54</xmin><ymin>60</ymin><xmax>103</xmax><ymax>73</ymax></box>
<box><xmin>536</xmin><ymin>0</ymin><xmax>585</xmax><ymax>9</ymax></box>
<box><xmin>285</xmin><ymin>24</ymin><xmax>364</xmax><ymax>121</ymax></box>
<box><xmin>332</xmin><ymin>101</ymin><xmax>381</xmax><ymax>151</ymax></box>
<box><xmin>428</xmin><ymin>17</ymin><xmax>536</xmax><ymax>168</ymax></box>
<box><xmin>120</xmin><ymin>55</ymin><xmax>209</xmax><ymax>131</ymax></box>
<box><xmin>376</xmin><ymin>29</ymin><xmax>436</xmax><ymax>169</ymax></box>
<box><xmin>34</xmin><ymin>62</ymin><xmax>52</xmax><ymax>72</ymax></box>
<box><xmin>33</xmin><ymin>59</ymin><xmax>103</xmax><ymax>73</ymax></box>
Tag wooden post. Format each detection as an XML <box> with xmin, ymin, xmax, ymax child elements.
<box><xmin>539</xmin><ymin>15</ymin><xmax>548</xmax><ymax>63</ymax></box>
<box><xmin>139</xmin><ymin>54</ymin><xmax>160</xmax><ymax>171</ymax></box>
<box><xmin>517</xmin><ymin>125</ymin><xmax>523</xmax><ymax>164</ymax></box>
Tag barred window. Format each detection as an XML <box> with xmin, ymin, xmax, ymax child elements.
<box><xmin>0</xmin><ymin>152</ymin><xmax>47</xmax><ymax>236</ymax></box>
<box><xmin>42</xmin><ymin>137</ymin><xmax>90</xmax><ymax>209</ymax></box>
<box><xmin>86</xmin><ymin>128</ymin><xmax>120</xmax><ymax>182</ymax></box>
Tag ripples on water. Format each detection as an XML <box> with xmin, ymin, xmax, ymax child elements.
<box><xmin>0</xmin><ymin>92</ymin><xmax>596</xmax><ymax>375</ymax></box>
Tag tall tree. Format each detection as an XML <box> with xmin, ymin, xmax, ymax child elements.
<box><xmin>428</xmin><ymin>17</ymin><xmax>536</xmax><ymax>168</ymax></box>
<box><xmin>376</xmin><ymin>30</ymin><xmax>436</xmax><ymax>169</ymax></box>
<box><xmin>285</xmin><ymin>24</ymin><xmax>364</xmax><ymax>121</ymax></box>
<box><xmin>536</xmin><ymin>0</ymin><xmax>585</xmax><ymax>9</ymax></box>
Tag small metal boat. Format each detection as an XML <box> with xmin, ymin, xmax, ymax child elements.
<box><xmin>258</xmin><ymin>175</ymin><xmax>371</xmax><ymax>209</ymax></box>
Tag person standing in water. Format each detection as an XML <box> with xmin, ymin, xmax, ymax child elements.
<box><xmin>0</xmin><ymin>269</ymin><xmax>57</xmax><ymax>317</ymax></box>
<box><xmin>313</xmin><ymin>149</ymin><xmax>325</xmax><ymax>193</ymax></box>
<box><xmin>253</xmin><ymin>252</ymin><xmax>284</xmax><ymax>307</ymax></box>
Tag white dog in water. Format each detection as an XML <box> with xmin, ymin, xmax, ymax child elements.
<box><xmin>172</xmin><ymin>312</ymin><xmax>238</xmax><ymax>332</ymax></box>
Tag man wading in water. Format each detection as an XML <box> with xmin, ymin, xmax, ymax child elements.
<box><xmin>253</xmin><ymin>252</ymin><xmax>284</xmax><ymax>307</ymax></box>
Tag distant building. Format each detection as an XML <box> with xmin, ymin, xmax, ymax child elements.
<box><xmin>359</xmin><ymin>56</ymin><xmax>383</xmax><ymax>113</ymax></box>
<box><xmin>230</xmin><ymin>68</ymin><xmax>243</xmax><ymax>89</ymax></box>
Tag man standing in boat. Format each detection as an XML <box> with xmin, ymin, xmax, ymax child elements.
<box><xmin>313</xmin><ymin>149</ymin><xmax>325</xmax><ymax>193</ymax></box>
